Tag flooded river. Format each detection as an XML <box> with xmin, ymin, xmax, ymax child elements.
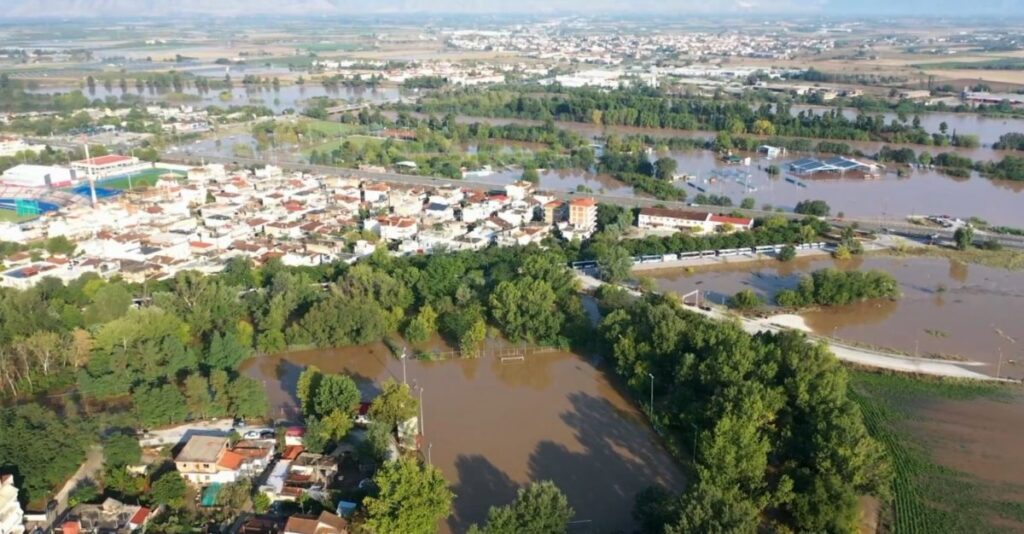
<box><xmin>240</xmin><ymin>342</ymin><xmax>685</xmax><ymax>533</ymax></box>
<box><xmin>647</xmin><ymin>255</ymin><xmax>1024</xmax><ymax>379</ymax></box>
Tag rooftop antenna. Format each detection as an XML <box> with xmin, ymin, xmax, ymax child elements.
<box><xmin>82</xmin><ymin>138</ymin><xmax>98</xmax><ymax>208</ymax></box>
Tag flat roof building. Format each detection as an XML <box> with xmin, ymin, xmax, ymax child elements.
<box><xmin>1</xmin><ymin>164</ymin><xmax>76</xmax><ymax>188</ymax></box>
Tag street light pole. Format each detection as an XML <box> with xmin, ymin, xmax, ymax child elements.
<box><xmin>400</xmin><ymin>348</ymin><xmax>407</xmax><ymax>385</ymax></box>
<box><xmin>647</xmin><ymin>372</ymin><xmax>654</xmax><ymax>419</ymax></box>
<box><xmin>427</xmin><ymin>442</ymin><xmax>433</xmax><ymax>466</ymax></box>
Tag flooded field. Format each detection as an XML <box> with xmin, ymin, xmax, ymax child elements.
<box><xmin>661</xmin><ymin>149</ymin><xmax>1024</xmax><ymax>226</ymax></box>
<box><xmin>407</xmin><ymin>112</ymin><xmax>1012</xmax><ymax>162</ymax></box>
<box><xmin>791</xmin><ymin>105</ymin><xmax>1024</xmax><ymax>147</ymax></box>
<box><xmin>30</xmin><ymin>84</ymin><xmax>402</xmax><ymax>113</ymax></box>
<box><xmin>240</xmin><ymin>342</ymin><xmax>684</xmax><ymax>533</ymax></box>
<box><xmin>647</xmin><ymin>255</ymin><xmax>1024</xmax><ymax>379</ymax></box>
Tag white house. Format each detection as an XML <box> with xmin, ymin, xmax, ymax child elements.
<box><xmin>375</xmin><ymin>216</ymin><xmax>418</xmax><ymax>241</ymax></box>
<box><xmin>0</xmin><ymin>474</ymin><xmax>25</xmax><ymax>534</ymax></box>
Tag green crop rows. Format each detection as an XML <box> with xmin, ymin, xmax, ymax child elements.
<box><xmin>850</xmin><ymin>372</ymin><xmax>1023</xmax><ymax>533</ymax></box>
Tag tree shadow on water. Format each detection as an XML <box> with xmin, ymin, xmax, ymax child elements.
<box><xmin>448</xmin><ymin>454</ymin><xmax>518</xmax><ymax>533</ymax></box>
<box><xmin>527</xmin><ymin>392</ymin><xmax>686</xmax><ymax>532</ymax></box>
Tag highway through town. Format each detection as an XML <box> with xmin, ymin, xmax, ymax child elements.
<box><xmin>163</xmin><ymin>152</ymin><xmax>1024</xmax><ymax>250</ymax></box>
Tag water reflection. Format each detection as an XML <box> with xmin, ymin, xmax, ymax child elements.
<box><xmin>240</xmin><ymin>340</ymin><xmax>686</xmax><ymax>533</ymax></box>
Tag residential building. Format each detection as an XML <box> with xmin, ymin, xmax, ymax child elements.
<box><xmin>542</xmin><ymin>200</ymin><xmax>564</xmax><ymax>224</ymax></box>
<box><xmin>173</xmin><ymin>436</ymin><xmax>244</xmax><ymax>486</ymax></box>
<box><xmin>0</xmin><ymin>475</ymin><xmax>24</xmax><ymax>534</ymax></box>
<box><xmin>58</xmin><ymin>498</ymin><xmax>150</xmax><ymax>534</ymax></box>
<box><xmin>0</xmin><ymin>135</ymin><xmax>44</xmax><ymax>158</ymax></box>
<box><xmin>568</xmin><ymin>197</ymin><xmax>597</xmax><ymax>229</ymax></box>
<box><xmin>283</xmin><ymin>511</ymin><xmax>349</xmax><ymax>534</ymax></box>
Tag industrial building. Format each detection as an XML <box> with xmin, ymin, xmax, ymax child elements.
<box><xmin>787</xmin><ymin>156</ymin><xmax>880</xmax><ymax>176</ymax></box>
<box><xmin>0</xmin><ymin>164</ymin><xmax>76</xmax><ymax>188</ymax></box>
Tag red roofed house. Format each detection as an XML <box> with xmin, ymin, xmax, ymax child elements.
<box><xmin>174</xmin><ymin>436</ymin><xmax>254</xmax><ymax>486</ymax></box>
<box><xmin>283</xmin><ymin>511</ymin><xmax>349</xmax><ymax>534</ymax></box>
<box><xmin>58</xmin><ymin>498</ymin><xmax>151</xmax><ymax>533</ymax></box>
<box><xmin>708</xmin><ymin>214</ymin><xmax>754</xmax><ymax>231</ymax></box>
<box><xmin>70</xmin><ymin>154</ymin><xmax>141</xmax><ymax>179</ymax></box>
<box><xmin>637</xmin><ymin>207</ymin><xmax>753</xmax><ymax>234</ymax></box>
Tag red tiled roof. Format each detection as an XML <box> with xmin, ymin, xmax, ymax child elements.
<box><xmin>74</xmin><ymin>154</ymin><xmax>133</xmax><ymax>166</ymax></box>
<box><xmin>639</xmin><ymin>207</ymin><xmax>707</xmax><ymax>221</ymax></box>
<box><xmin>217</xmin><ymin>450</ymin><xmax>245</xmax><ymax>470</ymax></box>
<box><xmin>129</xmin><ymin>507</ymin><xmax>151</xmax><ymax>526</ymax></box>
<box><xmin>709</xmin><ymin>214</ymin><xmax>753</xmax><ymax>226</ymax></box>
<box><xmin>282</xmin><ymin>445</ymin><xmax>304</xmax><ymax>460</ymax></box>
<box><xmin>569</xmin><ymin>197</ymin><xmax>597</xmax><ymax>207</ymax></box>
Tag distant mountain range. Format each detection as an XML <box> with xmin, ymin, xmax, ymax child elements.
<box><xmin>0</xmin><ymin>0</ymin><xmax>1019</xmax><ymax>19</ymax></box>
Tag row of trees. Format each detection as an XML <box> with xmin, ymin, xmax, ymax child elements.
<box><xmin>307</xmin><ymin>112</ymin><xmax>595</xmax><ymax>179</ymax></box>
<box><xmin>599</xmin><ymin>294</ymin><xmax>890</xmax><ymax>532</ymax></box>
<box><xmin>775</xmin><ymin>268</ymin><xmax>900</xmax><ymax>308</ymax></box>
<box><xmin>408</xmin><ymin>84</ymin><xmax>958</xmax><ymax>145</ymax></box>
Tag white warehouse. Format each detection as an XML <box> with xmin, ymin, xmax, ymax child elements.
<box><xmin>0</xmin><ymin>164</ymin><xmax>77</xmax><ymax>188</ymax></box>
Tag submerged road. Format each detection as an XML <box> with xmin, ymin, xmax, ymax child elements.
<box><xmin>163</xmin><ymin>153</ymin><xmax>1024</xmax><ymax>250</ymax></box>
<box><xmin>575</xmin><ymin>272</ymin><xmax>1007</xmax><ymax>382</ymax></box>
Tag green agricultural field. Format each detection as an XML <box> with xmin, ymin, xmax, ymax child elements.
<box><xmin>303</xmin><ymin>134</ymin><xmax>389</xmax><ymax>157</ymax></box>
<box><xmin>913</xmin><ymin>58</ymin><xmax>1024</xmax><ymax>71</ymax></box>
<box><xmin>850</xmin><ymin>372</ymin><xmax>1024</xmax><ymax>533</ymax></box>
<box><xmin>96</xmin><ymin>168</ymin><xmax>186</xmax><ymax>190</ymax></box>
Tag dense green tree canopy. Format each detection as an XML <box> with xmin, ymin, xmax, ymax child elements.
<box><xmin>364</xmin><ymin>458</ymin><xmax>454</xmax><ymax>534</ymax></box>
<box><xmin>469</xmin><ymin>481</ymin><xmax>574</xmax><ymax>534</ymax></box>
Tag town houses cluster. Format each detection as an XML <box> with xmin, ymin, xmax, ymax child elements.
<box><xmin>0</xmin><ymin>158</ymin><xmax>609</xmax><ymax>288</ymax></box>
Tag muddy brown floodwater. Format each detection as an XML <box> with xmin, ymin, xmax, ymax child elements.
<box><xmin>240</xmin><ymin>342</ymin><xmax>685</xmax><ymax>533</ymax></box>
<box><xmin>647</xmin><ymin>255</ymin><xmax>1024</xmax><ymax>380</ymax></box>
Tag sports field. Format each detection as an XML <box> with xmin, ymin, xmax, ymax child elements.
<box><xmin>96</xmin><ymin>168</ymin><xmax>186</xmax><ymax>190</ymax></box>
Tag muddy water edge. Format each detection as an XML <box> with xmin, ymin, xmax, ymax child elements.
<box><xmin>240</xmin><ymin>342</ymin><xmax>686</xmax><ymax>533</ymax></box>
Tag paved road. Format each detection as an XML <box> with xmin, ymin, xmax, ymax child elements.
<box><xmin>48</xmin><ymin>445</ymin><xmax>103</xmax><ymax>527</ymax></box>
<box><xmin>576</xmin><ymin>272</ymin><xmax>1005</xmax><ymax>381</ymax></box>
<box><xmin>162</xmin><ymin>152</ymin><xmax>1024</xmax><ymax>250</ymax></box>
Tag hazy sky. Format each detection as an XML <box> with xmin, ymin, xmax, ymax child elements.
<box><xmin>3</xmin><ymin>0</ymin><xmax>1023</xmax><ymax>18</ymax></box>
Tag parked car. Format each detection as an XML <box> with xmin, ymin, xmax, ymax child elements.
<box><xmin>354</xmin><ymin>402</ymin><xmax>372</xmax><ymax>426</ymax></box>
